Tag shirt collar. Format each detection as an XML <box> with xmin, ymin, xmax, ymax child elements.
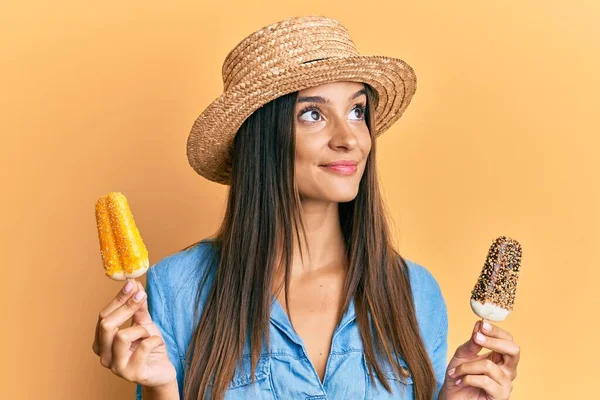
<box><xmin>269</xmin><ymin>294</ymin><xmax>356</xmax><ymax>344</ymax></box>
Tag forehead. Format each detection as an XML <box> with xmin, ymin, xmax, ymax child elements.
<box><xmin>297</xmin><ymin>81</ymin><xmax>366</xmax><ymax>98</ymax></box>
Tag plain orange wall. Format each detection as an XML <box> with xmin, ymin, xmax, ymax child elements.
<box><xmin>1</xmin><ymin>1</ymin><xmax>598</xmax><ymax>399</ymax></box>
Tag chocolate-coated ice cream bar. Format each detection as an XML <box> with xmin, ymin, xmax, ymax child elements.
<box><xmin>470</xmin><ymin>236</ymin><xmax>522</xmax><ymax>321</ymax></box>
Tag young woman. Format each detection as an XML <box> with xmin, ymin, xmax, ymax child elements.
<box><xmin>92</xmin><ymin>16</ymin><xmax>520</xmax><ymax>400</ymax></box>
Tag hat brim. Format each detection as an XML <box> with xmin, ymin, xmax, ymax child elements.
<box><xmin>187</xmin><ymin>55</ymin><xmax>417</xmax><ymax>185</ymax></box>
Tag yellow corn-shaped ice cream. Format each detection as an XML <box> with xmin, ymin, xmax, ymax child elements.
<box><xmin>95</xmin><ymin>192</ymin><xmax>149</xmax><ymax>280</ymax></box>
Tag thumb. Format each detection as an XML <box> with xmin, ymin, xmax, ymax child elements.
<box><xmin>452</xmin><ymin>320</ymin><xmax>484</xmax><ymax>360</ymax></box>
<box><xmin>131</xmin><ymin>280</ymin><xmax>153</xmax><ymax>325</ymax></box>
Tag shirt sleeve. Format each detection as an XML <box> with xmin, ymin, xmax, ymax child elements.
<box><xmin>135</xmin><ymin>265</ymin><xmax>184</xmax><ymax>399</ymax></box>
<box><xmin>431</xmin><ymin>293</ymin><xmax>449</xmax><ymax>399</ymax></box>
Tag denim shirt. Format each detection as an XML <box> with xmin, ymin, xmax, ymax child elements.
<box><xmin>135</xmin><ymin>240</ymin><xmax>448</xmax><ymax>399</ymax></box>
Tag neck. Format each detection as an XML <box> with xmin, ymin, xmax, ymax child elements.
<box><xmin>275</xmin><ymin>199</ymin><xmax>347</xmax><ymax>281</ymax></box>
<box><xmin>271</xmin><ymin>198</ymin><xmax>348</xmax><ymax>297</ymax></box>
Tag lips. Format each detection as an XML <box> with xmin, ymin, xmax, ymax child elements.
<box><xmin>322</xmin><ymin>160</ymin><xmax>358</xmax><ymax>167</ymax></box>
<box><xmin>319</xmin><ymin>160</ymin><xmax>358</xmax><ymax>175</ymax></box>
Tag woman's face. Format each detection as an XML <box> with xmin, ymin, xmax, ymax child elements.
<box><xmin>294</xmin><ymin>81</ymin><xmax>372</xmax><ymax>203</ymax></box>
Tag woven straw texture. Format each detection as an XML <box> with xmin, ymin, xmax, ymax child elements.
<box><xmin>187</xmin><ymin>15</ymin><xmax>417</xmax><ymax>184</ymax></box>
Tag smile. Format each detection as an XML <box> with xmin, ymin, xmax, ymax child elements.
<box><xmin>319</xmin><ymin>164</ymin><xmax>358</xmax><ymax>175</ymax></box>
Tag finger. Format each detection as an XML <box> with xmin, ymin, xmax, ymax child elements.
<box><xmin>127</xmin><ymin>336</ymin><xmax>166</xmax><ymax>383</ymax></box>
<box><xmin>479</xmin><ymin>319</ymin><xmax>514</xmax><ymax>341</ymax></box>
<box><xmin>466</xmin><ymin>350</ymin><xmax>493</xmax><ymax>363</ymax></box>
<box><xmin>94</xmin><ymin>278</ymin><xmax>137</xmax><ymax>355</ymax></box>
<box><xmin>450</xmin><ymin>358</ymin><xmax>509</xmax><ymax>386</ymax></box>
<box><xmin>98</xmin><ymin>286</ymin><xmax>147</xmax><ymax>367</ymax></box>
<box><xmin>456</xmin><ymin>374</ymin><xmax>511</xmax><ymax>399</ymax></box>
<box><xmin>452</xmin><ymin>320</ymin><xmax>484</xmax><ymax>360</ymax></box>
<box><xmin>474</xmin><ymin>330</ymin><xmax>521</xmax><ymax>369</ymax></box>
<box><xmin>98</xmin><ymin>278</ymin><xmax>138</xmax><ymax>321</ymax></box>
<box><xmin>111</xmin><ymin>325</ymin><xmax>152</xmax><ymax>374</ymax></box>
<box><xmin>131</xmin><ymin>281</ymin><xmax>154</xmax><ymax>326</ymax></box>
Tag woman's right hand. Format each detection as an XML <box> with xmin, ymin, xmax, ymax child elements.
<box><xmin>92</xmin><ymin>278</ymin><xmax>177</xmax><ymax>389</ymax></box>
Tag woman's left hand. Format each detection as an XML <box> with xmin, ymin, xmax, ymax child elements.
<box><xmin>439</xmin><ymin>319</ymin><xmax>520</xmax><ymax>400</ymax></box>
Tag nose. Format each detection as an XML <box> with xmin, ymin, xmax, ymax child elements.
<box><xmin>329</xmin><ymin>118</ymin><xmax>358</xmax><ymax>151</ymax></box>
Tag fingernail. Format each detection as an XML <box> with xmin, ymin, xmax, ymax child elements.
<box><xmin>455</xmin><ymin>378</ymin><xmax>462</xmax><ymax>385</ymax></box>
<box><xmin>482</xmin><ymin>320</ymin><xmax>491</xmax><ymax>331</ymax></box>
<box><xmin>134</xmin><ymin>290</ymin><xmax>145</xmax><ymax>301</ymax></box>
<box><xmin>123</xmin><ymin>281</ymin><xmax>133</xmax><ymax>293</ymax></box>
<box><xmin>448</xmin><ymin>368</ymin><xmax>455</xmax><ymax>377</ymax></box>
<box><xmin>476</xmin><ymin>332</ymin><xmax>486</xmax><ymax>343</ymax></box>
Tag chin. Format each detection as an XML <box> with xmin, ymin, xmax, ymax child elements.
<box><xmin>298</xmin><ymin>172</ymin><xmax>364</xmax><ymax>202</ymax></box>
<box><xmin>324</xmin><ymin>185</ymin><xmax>360</xmax><ymax>203</ymax></box>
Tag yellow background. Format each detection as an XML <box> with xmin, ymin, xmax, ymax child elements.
<box><xmin>1</xmin><ymin>1</ymin><xmax>597</xmax><ymax>399</ymax></box>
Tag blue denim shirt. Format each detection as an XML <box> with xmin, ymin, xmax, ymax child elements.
<box><xmin>135</xmin><ymin>240</ymin><xmax>448</xmax><ymax>399</ymax></box>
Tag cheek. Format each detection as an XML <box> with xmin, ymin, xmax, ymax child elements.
<box><xmin>360</xmin><ymin>133</ymin><xmax>372</xmax><ymax>156</ymax></box>
<box><xmin>294</xmin><ymin>141</ymin><xmax>308</xmax><ymax>168</ymax></box>
<box><xmin>294</xmin><ymin>134</ymin><xmax>321</xmax><ymax>168</ymax></box>
<box><xmin>294</xmin><ymin>140</ymin><xmax>314</xmax><ymax>181</ymax></box>
<box><xmin>294</xmin><ymin>139</ymin><xmax>326</xmax><ymax>192</ymax></box>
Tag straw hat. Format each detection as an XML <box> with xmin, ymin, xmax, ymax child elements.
<box><xmin>186</xmin><ymin>15</ymin><xmax>417</xmax><ymax>185</ymax></box>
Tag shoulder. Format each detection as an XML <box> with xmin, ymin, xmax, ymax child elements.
<box><xmin>403</xmin><ymin>258</ymin><xmax>445</xmax><ymax>307</ymax></box>
<box><xmin>402</xmin><ymin>257</ymin><xmax>448</xmax><ymax>349</ymax></box>
<box><xmin>148</xmin><ymin>239</ymin><xmax>219</xmax><ymax>287</ymax></box>
<box><xmin>146</xmin><ymin>239</ymin><xmax>220</xmax><ymax>309</ymax></box>
<box><xmin>144</xmin><ymin>239</ymin><xmax>220</xmax><ymax>339</ymax></box>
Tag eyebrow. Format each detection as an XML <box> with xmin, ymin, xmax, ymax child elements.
<box><xmin>297</xmin><ymin>88</ymin><xmax>367</xmax><ymax>104</ymax></box>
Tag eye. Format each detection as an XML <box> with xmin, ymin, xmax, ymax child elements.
<box><xmin>297</xmin><ymin>103</ymin><xmax>367</xmax><ymax>124</ymax></box>
<box><xmin>298</xmin><ymin>106</ymin><xmax>323</xmax><ymax>123</ymax></box>
<box><xmin>349</xmin><ymin>104</ymin><xmax>366</xmax><ymax>121</ymax></box>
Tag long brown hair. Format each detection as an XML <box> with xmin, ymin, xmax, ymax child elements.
<box><xmin>181</xmin><ymin>84</ymin><xmax>436</xmax><ymax>400</ymax></box>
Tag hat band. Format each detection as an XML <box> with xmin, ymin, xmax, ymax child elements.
<box><xmin>301</xmin><ymin>57</ymin><xmax>331</xmax><ymax>64</ymax></box>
